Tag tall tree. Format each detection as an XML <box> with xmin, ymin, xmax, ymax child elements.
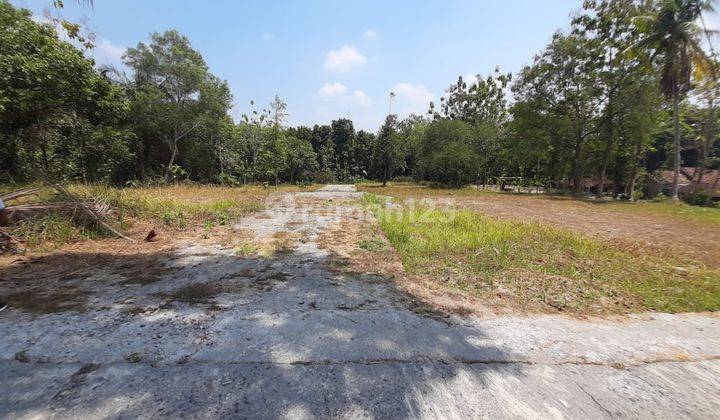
<box><xmin>0</xmin><ymin>2</ymin><xmax>131</xmax><ymax>182</ymax></box>
<box><xmin>513</xmin><ymin>33</ymin><xmax>605</xmax><ymax>196</ymax></box>
<box><xmin>124</xmin><ymin>30</ymin><xmax>231</xmax><ymax>183</ymax></box>
<box><xmin>635</xmin><ymin>0</ymin><xmax>715</xmax><ymax>198</ymax></box>
<box><xmin>573</xmin><ymin>0</ymin><xmax>651</xmax><ymax>196</ymax></box>
<box><xmin>372</xmin><ymin>115</ymin><xmax>405</xmax><ymax>186</ymax></box>
<box><xmin>430</xmin><ymin>68</ymin><xmax>512</xmax><ymax>127</ymax></box>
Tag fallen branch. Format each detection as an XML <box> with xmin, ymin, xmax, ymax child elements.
<box><xmin>0</xmin><ymin>186</ymin><xmax>43</xmax><ymax>202</ymax></box>
<box><xmin>50</xmin><ymin>184</ymin><xmax>134</xmax><ymax>241</ymax></box>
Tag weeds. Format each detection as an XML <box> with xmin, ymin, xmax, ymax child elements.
<box><xmin>375</xmin><ymin>207</ymin><xmax>720</xmax><ymax>313</ymax></box>
<box><xmin>11</xmin><ymin>214</ymin><xmax>104</xmax><ymax>249</ymax></box>
<box><xmin>357</xmin><ymin>239</ymin><xmax>386</xmax><ymax>252</ymax></box>
<box><xmin>1</xmin><ymin>183</ymin><xmax>313</xmax><ymax>250</ymax></box>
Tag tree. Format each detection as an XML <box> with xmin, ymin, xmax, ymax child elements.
<box><xmin>124</xmin><ymin>30</ymin><xmax>231</xmax><ymax>183</ymax></box>
<box><xmin>415</xmin><ymin>119</ymin><xmax>485</xmax><ymax>186</ymax></box>
<box><xmin>372</xmin><ymin>115</ymin><xmax>405</xmax><ymax>186</ymax></box>
<box><xmin>430</xmin><ymin>68</ymin><xmax>512</xmax><ymax>127</ymax></box>
<box><xmin>513</xmin><ymin>33</ymin><xmax>606</xmax><ymax>196</ymax></box>
<box><xmin>573</xmin><ymin>0</ymin><xmax>652</xmax><ymax>196</ymax></box>
<box><xmin>330</xmin><ymin>118</ymin><xmax>355</xmax><ymax>175</ymax></box>
<box><xmin>348</xmin><ymin>130</ymin><xmax>375</xmax><ymax>178</ymax></box>
<box><xmin>635</xmin><ymin>0</ymin><xmax>716</xmax><ymax>199</ymax></box>
<box><xmin>0</xmin><ymin>2</ymin><xmax>132</xmax><ymax>183</ymax></box>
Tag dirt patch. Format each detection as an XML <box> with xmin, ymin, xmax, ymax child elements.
<box><xmin>454</xmin><ymin>194</ymin><xmax>719</xmax><ymax>268</ymax></box>
<box><xmin>163</xmin><ymin>283</ymin><xmax>220</xmax><ymax>304</ymax></box>
<box><xmin>6</xmin><ymin>287</ymin><xmax>90</xmax><ymax>313</ymax></box>
<box><xmin>317</xmin><ymin>211</ymin><xmax>498</xmax><ymax>317</ymax></box>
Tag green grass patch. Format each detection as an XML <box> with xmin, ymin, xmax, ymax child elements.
<box><xmin>374</xmin><ymin>206</ymin><xmax>720</xmax><ymax>313</ymax></box>
<box><xmin>10</xmin><ymin>214</ymin><xmax>105</xmax><ymax>250</ymax></box>
<box><xmin>357</xmin><ymin>239</ymin><xmax>386</xmax><ymax>252</ymax></box>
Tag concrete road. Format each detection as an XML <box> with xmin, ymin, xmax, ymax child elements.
<box><xmin>1</xmin><ymin>185</ymin><xmax>719</xmax><ymax>419</ymax></box>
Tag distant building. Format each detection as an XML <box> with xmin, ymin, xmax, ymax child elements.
<box><xmin>646</xmin><ymin>168</ymin><xmax>720</xmax><ymax>200</ymax></box>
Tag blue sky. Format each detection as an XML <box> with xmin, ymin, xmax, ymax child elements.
<box><xmin>11</xmin><ymin>0</ymin><xmax>720</xmax><ymax>131</ymax></box>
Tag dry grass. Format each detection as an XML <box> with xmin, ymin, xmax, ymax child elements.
<box><xmin>366</xmin><ymin>198</ymin><xmax>720</xmax><ymax>314</ymax></box>
<box><xmin>0</xmin><ymin>183</ymin><xmax>317</xmax><ymax>252</ymax></box>
<box><xmin>358</xmin><ymin>182</ymin><xmax>720</xmax><ymax>268</ymax></box>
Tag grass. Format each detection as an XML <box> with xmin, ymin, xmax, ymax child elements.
<box><xmin>357</xmin><ymin>239</ymin><xmax>386</xmax><ymax>252</ymax></box>
<box><xmin>597</xmin><ymin>199</ymin><xmax>720</xmax><ymax>226</ymax></box>
<box><xmin>9</xmin><ymin>214</ymin><xmax>104</xmax><ymax>248</ymax></box>
<box><xmin>70</xmin><ymin>184</ymin><xmax>272</xmax><ymax>228</ymax></box>
<box><xmin>1</xmin><ymin>183</ymin><xmax>316</xmax><ymax>251</ymax></box>
<box><xmin>366</xmin><ymin>196</ymin><xmax>720</xmax><ymax>313</ymax></box>
<box><xmin>357</xmin><ymin>181</ymin><xmax>720</xmax><ymax>226</ymax></box>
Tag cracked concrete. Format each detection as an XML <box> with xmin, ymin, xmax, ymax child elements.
<box><xmin>1</xmin><ymin>184</ymin><xmax>719</xmax><ymax>419</ymax></box>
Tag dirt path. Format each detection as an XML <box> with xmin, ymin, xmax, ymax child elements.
<box><xmin>1</xmin><ymin>185</ymin><xmax>719</xmax><ymax>418</ymax></box>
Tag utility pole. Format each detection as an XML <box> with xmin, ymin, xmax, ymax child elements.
<box><xmin>388</xmin><ymin>91</ymin><xmax>396</xmax><ymax>115</ymax></box>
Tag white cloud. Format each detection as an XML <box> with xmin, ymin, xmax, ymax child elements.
<box><xmin>363</xmin><ymin>29</ymin><xmax>378</xmax><ymax>40</ymax></box>
<box><xmin>31</xmin><ymin>15</ymin><xmax>72</xmax><ymax>42</ymax></box>
<box><xmin>390</xmin><ymin>83</ymin><xmax>434</xmax><ymax>116</ymax></box>
<box><xmin>352</xmin><ymin>90</ymin><xmax>372</xmax><ymax>107</ymax></box>
<box><xmin>31</xmin><ymin>14</ymin><xmax>125</xmax><ymax>68</ymax></box>
<box><xmin>262</xmin><ymin>32</ymin><xmax>274</xmax><ymax>40</ymax></box>
<box><xmin>95</xmin><ymin>39</ymin><xmax>126</xmax><ymax>62</ymax></box>
<box><xmin>319</xmin><ymin>82</ymin><xmax>348</xmax><ymax>96</ymax></box>
<box><xmin>323</xmin><ymin>45</ymin><xmax>367</xmax><ymax>73</ymax></box>
<box><xmin>318</xmin><ymin>83</ymin><xmax>372</xmax><ymax>107</ymax></box>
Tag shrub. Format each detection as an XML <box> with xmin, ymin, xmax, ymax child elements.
<box><xmin>683</xmin><ymin>190</ymin><xmax>716</xmax><ymax>207</ymax></box>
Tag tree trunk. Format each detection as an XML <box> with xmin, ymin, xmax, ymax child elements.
<box><xmin>164</xmin><ymin>138</ymin><xmax>178</xmax><ymax>184</ymax></box>
<box><xmin>693</xmin><ymin>97</ymin><xmax>715</xmax><ymax>193</ymax></box>
<box><xmin>671</xmin><ymin>93</ymin><xmax>681</xmax><ymax>200</ymax></box>
<box><xmin>571</xmin><ymin>139</ymin><xmax>583</xmax><ymax>197</ymax></box>
<box><xmin>626</xmin><ymin>131</ymin><xmax>644</xmax><ymax>200</ymax></box>
<box><xmin>597</xmin><ymin>137</ymin><xmax>612</xmax><ymax>197</ymax></box>
<box><xmin>597</xmin><ymin>95</ymin><xmax>614</xmax><ymax>197</ymax></box>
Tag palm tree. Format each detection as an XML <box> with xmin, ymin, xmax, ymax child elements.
<box><xmin>636</xmin><ymin>0</ymin><xmax>715</xmax><ymax>199</ymax></box>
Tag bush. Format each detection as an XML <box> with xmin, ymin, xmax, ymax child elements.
<box><xmin>416</xmin><ymin>141</ymin><xmax>480</xmax><ymax>187</ymax></box>
<box><xmin>631</xmin><ymin>189</ymin><xmax>644</xmax><ymax>202</ymax></box>
<box><xmin>683</xmin><ymin>190</ymin><xmax>716</xmax><ymax>207</ymax></box>
<box><xmin>312</xmin><ymin>171</ymin><xmax>335</xmax><ymax>184</ymax></box>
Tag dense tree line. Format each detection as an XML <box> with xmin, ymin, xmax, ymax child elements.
<box><xmin>1</xmin><ymin>0</ymin><xmax>718</xmax><ymax>203</ymax></box>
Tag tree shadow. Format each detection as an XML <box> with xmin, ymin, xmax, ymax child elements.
<box><xmin>0</xmin><ymin>245</ymin><xmax>523</xmax><ymax>418</ymax></box>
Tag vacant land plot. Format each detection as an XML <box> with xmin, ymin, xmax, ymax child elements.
<box><xmin>358</xmin><ymin>183</ymin><xmax>720</xmax><ymax>314</ymax></box>
<box><xmin>2</xmin><ymin>185</ymin><xmax>720</xmax><ymax>418</ymax></box>
<box><xmin>1</xmin><ymin>183</ymin><xmax>317</xmax><ymax>252</ymax></box>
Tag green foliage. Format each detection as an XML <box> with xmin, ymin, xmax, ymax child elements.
<box><xmin>683</xmin><ymin>190</ymin><xmax>716</xmax><ymax>206</ymax></box>
<box><xmin>414</xmin><ymin>119</ymin><xmax>498</xmax><ymax>186</ymax></box>
<box><xmin>430</xmin><ymin>68</ymin><xmax>511</xmax><ymax>127</ymax></box>
<box><xmin>0</xmin><ymin>2</ymin><xmax>133</xmax><ymax>183</ymax></box>
<box><xmin>124</xmin><ymin>29</ymin><xmax>232</xmax><ymax>183</ymax></box>
<box><xmin>371</xmin><ymin>115</ymin><xmax>406</xmax><ymax>186</ymax></box>
<box><xmin>1</xmin><ymin>0</ymin><xmax>717</xmax><ymax>204</ymax></box>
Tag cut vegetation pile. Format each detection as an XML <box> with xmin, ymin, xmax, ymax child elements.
<box><xmin>365</xmin><ymin>193</ymin><xmax>720</xmax><ymax>314</ymax></box>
